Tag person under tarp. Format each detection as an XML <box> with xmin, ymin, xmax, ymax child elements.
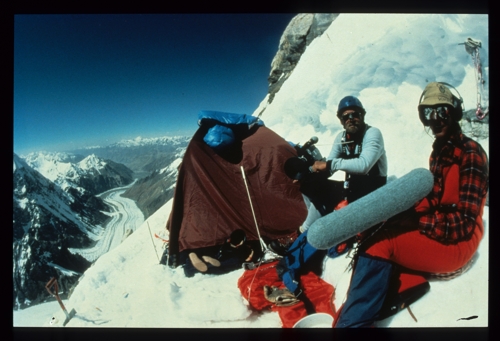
<box><xmin>164</xmin><ymin>111</ymin><xmax>307</xmax><ymax>272</ymax></box>
<box><xmin>184</xmin><ymin>229</ymin><xmax>255</xmax><ymax>277</ymax></box>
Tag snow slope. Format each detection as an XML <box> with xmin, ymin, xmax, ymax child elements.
<box><xmin>13</xmin><ymin>13</ymin><xmax>489</xmax><ymax>328</ymax></box>
<box><xmin>13</xmin><ymin>202</ymin><xmax>488</xmax><ymax>328</ymax></box>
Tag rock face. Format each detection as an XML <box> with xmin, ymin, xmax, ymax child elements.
<box><xmin>13</xmin><ymin>154</ymin><xmax>105</xmax><ymax>308</ymax></box>
<box><xmin>121</xmin><ymin>157</ymin><xmax>182</xmax><ymax>219</ymax></box>
<box><xmin>264</xmin><ymin>14</ymin><xmax>338</xmax><ymax>108</ymax></box>
<box><xmin>460</xmin><ymin>108</ymin><xmax>489</xmax><ymax>140</ymax></box>
<box><xmin>13</xmin><ymin>152</ymin><xmax>136</xmax><ymax>308</ymax></box>
<box><xmin>74</xmin><ymin>157</ymin><xmax>135</xmax><ymax>196</ymax></box>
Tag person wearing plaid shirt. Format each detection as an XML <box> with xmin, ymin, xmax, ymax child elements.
<box><xmin>335</xmin><ymin>82</ymin><xmax>489</xmax><ymax>328</ymax></box>
<box><xmin>416</xmin><ymin>133</ymin><xmax>488</xmax><ymax>243</ymax></box>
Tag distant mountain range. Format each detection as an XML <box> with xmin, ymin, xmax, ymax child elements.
<box><xmin>70</xmin><ymin>136</ymin><xmax>191</xmax><ymax>179</ymax></box>
<box><xmin>69</xmin><ymin>135</ymin><xmax>191</xmax><ymax>218</ymax></box>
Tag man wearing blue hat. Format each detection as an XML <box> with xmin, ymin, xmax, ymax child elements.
<box><xmin>311</xmin><ymin>96</ymin><xmax>388</xmax><ymax>205</ymax></box>
<box><xmin>275</xmin><ymin>96</ymin><xmax>389</xmax><ymax>305</ymax></box>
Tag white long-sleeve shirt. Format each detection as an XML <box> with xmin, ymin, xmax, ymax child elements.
<box><xmin>301</xmin><ymin>125</ymin><xmax>388</xmax><ymax>231</ymax></box>
<box><xmin>326</xmin><ymin>125</ymin><xmax>388</xmax><ymax>177</ymax></box>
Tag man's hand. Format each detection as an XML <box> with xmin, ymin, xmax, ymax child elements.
<box><xmin>311</xmin><ymin>160</ymin><xmax>328</xmax><ymax>173</ymax></box>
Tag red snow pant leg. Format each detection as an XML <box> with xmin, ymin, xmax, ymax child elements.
<box><xmin>363</xmin><ymin>217</ymin><xmax>482</xmax><ymax>274</ymax></box>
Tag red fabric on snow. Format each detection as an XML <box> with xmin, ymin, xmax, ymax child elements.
<box><xmin>237</xmin><ymin>261</ymin><xmax>336</xmax><ymax>328</ymax></box>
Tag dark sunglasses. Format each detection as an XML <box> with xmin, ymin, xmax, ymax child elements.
<box><xmin>340</xmin><ymin>111</ymin><xmax>362</xmax><ymax>122</ymax></box>
<box><xmin>420</xmin><ymin>106</ymin><xmax>450</xmax><ymax>121</ymax></box>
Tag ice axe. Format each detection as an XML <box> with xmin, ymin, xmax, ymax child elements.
<box><xmin>45</xmin><ymin>277</ymin><xmax>76</xmax><ymax>326</ymax></box>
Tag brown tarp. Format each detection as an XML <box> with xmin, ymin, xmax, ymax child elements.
<box><xmin>166</xmin><ymin>125</ymin><xmax>307</xmax><ymax>256</ymax></box>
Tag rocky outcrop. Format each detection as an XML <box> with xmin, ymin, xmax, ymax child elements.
<box><xmin>121</xmin><ymin>161</ymin><xmax>180</xmax><ymax>218</ymax></box>
<box><xmin>460</xmin><ymin>108</ymin><xmax>489</xmax><ymax>140</ymax></box>
<box><xmin>264</xmin><ymin>14</ymin><xmax>338</xmax><ymax>108</ymax></box>
<box><xmin>75</xmin><ymin>158</ymin><xmax>135</xmax><ymax>196</ymax></box>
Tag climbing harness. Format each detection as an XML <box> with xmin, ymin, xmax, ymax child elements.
<box><xmin>460</xmin><ymin>37</ymin><xmax>487</xmax><ymax>120</ymax></box>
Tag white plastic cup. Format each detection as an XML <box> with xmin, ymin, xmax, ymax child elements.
<box><xmin>293</xmin><ymin>313</ymin><xmax>334</xmax><ymax>328</ymax></box>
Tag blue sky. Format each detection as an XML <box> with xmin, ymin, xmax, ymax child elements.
<box><xmin>13</xmin><ymin>14</ymin><xmax>296</xmax><ymax>154</ymax></box>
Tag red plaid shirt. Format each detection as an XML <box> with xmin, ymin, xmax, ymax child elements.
<box><xmin>416</xmin><ymin>133</ymin><xmax>489</xmax><ymax>244</ymax></box>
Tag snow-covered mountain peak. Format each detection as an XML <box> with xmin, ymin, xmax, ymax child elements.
<box><xmin>23</xmin><ymin>153</ymin><xmax>76</xmax><ymax>184</ymax></box>
<box><xmin>159</xmin><ymin>157</ymin><xmax>182</xmax><ymax>176</ymax></box>
<box><xmin>21</xmin><ymin>151</ymin><xmax>133</xmax><ymax>196</ymax></box>
<box><xmin>22</xmin><ymin>151</ymin><xmax>80</xmax><ymax>165</ymax></box>
<box><xmin>78</xmin><ymin>154</ymin><xmax>107</xmax><ymax>171</ymax></box>
<box><xmin>112</xmin><ymin>135</ymin><xmax>191</xmax><ymax>148</ymax></box>
<box><xmin>21</xmin><ymin>152</ymin><xmax>80</xmax><ymax>183</ymax></box>
<box><xmin>13</xmin><ymin>153</ymin><xmax>27</xmax><ymax>173</ymax></box>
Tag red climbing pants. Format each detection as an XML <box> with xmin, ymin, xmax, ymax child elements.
<box><xmin>363</xmin><ymin>216</ymin><xmax>483</xmax><ymax>274</ymax></box>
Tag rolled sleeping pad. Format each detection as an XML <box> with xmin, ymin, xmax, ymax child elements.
<box><xmin>307</xmin><ymin>168</ymin><xmax>434</xmax><ymax>250</ymax></box>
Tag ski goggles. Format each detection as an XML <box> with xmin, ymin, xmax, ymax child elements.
<box><xmin>420</xmin><ymin>106</ymin><xmax>451</xmax><ymax>122</ymax></box>
<box><xmin>340</xmin><ymin>111</ymin><xmax>362</xmax><ymax>122</ymax></box>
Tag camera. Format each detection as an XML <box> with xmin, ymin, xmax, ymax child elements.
<box><xmin>285</xmin><ymin>136</ymin><xmax>325</xmax><ymax>180</ymax></box>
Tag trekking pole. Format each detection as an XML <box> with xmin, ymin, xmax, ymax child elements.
<box><xmin>147</xmin><ymin>221</ymin><xmax>161</xmax><ymax>263</ymax></box>
<box><xmin>45</xmin><ymin>277</ymin><xmax>76</xmax><ymax>326</ymax></box>
<box><xmin>240</xmin><ymin>166</ymin><xmax>268</xmax><ymax>252</ymax></box>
